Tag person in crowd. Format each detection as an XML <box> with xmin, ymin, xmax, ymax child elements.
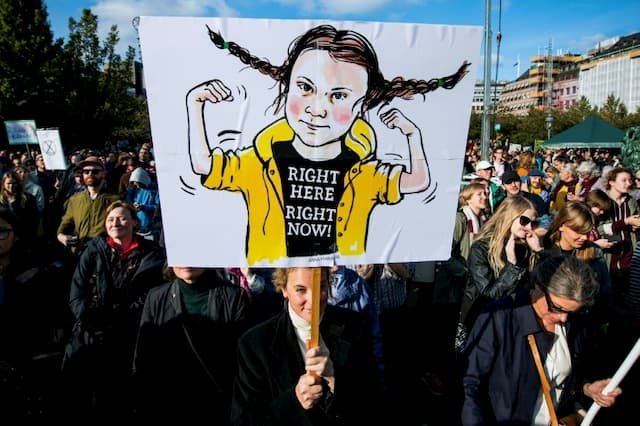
<box><xmin>474</xmin><ymin>160</ymin><xmax>504</xmax><ymax>214</ymax></box>
<box><xmin>134</xmin><ymin>266</ymin><xmax>249</xmax><ymax>422</ymax></box>
<box><xmin>491</xmin><ymin>147</ymin><xmax>510</xmax><ymax>178</ymax></box>
<box><xmin>575</xmin><ymin>160</ymin><xmax>599</xmax><ymax>200</ymax></box>
<box><xmin>541</xmin><ymin>201</ymin><xmax>610</xmax><ymax>300</ymax></box>
<box><xmin>118</xmin><ymin>156</ymin><xmax>140</xmax><ymax>198</ymax></box>
<box><xmin>526</xmin><ymin>168</ymin><xmax>550</xmax><ymax>204</ymax></box>
<box><xmin>328</xmin><ymin>265</ymin><xmax>384</xmax><ymax>382</ymax></box>
<box><xmin>0</xmin><ymin>171</ymin><xmax>39</xmax><ymax>250</ymax></box>
<box><xmin>434</xmin><ymin>182</ymin><xmax>487</xmax><ymax>305</ymax></box>
<box><xmin>544</xmin><ymin>165</ymin><xmax>559</xmax><ymax>190</ymax></box>
<box><xmin>598</xmin><ymin>167</ymin><xmax>640</xmax><ymax>296</ymax></box>
<box><xmin>15</xmin><ymin>165</ymin><xmax>45</xmax><ymax>213</ymax></box>
<box><xmin>231</xmin><ymin>267</ymin><xmax>381</xmax><ymax>425</ymax></box>
<box><xmin>590</xmin><ymin>165</ymin><xmax>614</xmax><ymax>194</ymax></box>
<box><xmin>585</xmin><ymin>189</ymin><xmax>616</xmax><ymax>251</ymax></box>
<box><xmin>456</xmin><ymin>195</ymin><xmax>542</xmax><ymax>352</ymax></box>
<box><xmin>628</xmin><ymin>169</ymin><xmax>640</xmax><ymax>200</ymax></box>
<box><xmin>124</xmin><ymin>167</ymin><xmax>159</xmax><ymax>238</ymax></box>
<box><xmin>499</xmin><ymin>170</ymin><xmax>550</xmax><ymax>232</ymax></box>
<box><xmin>461</xmin><ymin>256</ymin><xmax>622</xmax><ymax>425</ymax></box>
<box><xmin>550</xmin><ymin>164</ymin><xmax>579</xmax><ymax>214</ymax></box>
<box><xmin>61</xmin><ymin>201</ymin><xmax>165</xmax><ymax>418</ymax></box>
<box><xmin>32</xmin><ymin>154</ymin><xmax>57</xmax><ymax>202</ymax></box>
<box><xmin>56</xmin><ymin>156</ymin><xmax>120</xmax><ymax>252</ymax></box>
<box><xmin>516</xmin><ymin>150</ymin><xmax>536</xmax><ymax>180</ymax></box>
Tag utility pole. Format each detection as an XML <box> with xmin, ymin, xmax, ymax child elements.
<box><xmin>545</xmin><ymin>38</ymin><xmax>554</xmax><ymax>142</ymax></box>
<box><xmin>481</xmin><ymin>0</ymin><xmax>492</xmax><ymax>161</ymax></box>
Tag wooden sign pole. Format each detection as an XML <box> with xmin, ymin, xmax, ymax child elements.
<box><xmin>308</xmin><ymin>267</ymin><xmax>321</xmax><ymax>350</ymax></box>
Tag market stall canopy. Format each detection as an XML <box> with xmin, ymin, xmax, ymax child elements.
<box><xmin>543</xmin><ymin>115</ymin><xmax>624</xmax><ymax>149</ymax></box>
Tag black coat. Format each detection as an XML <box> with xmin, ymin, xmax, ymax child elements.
<box><xmin>133</xmin><ymin>274</ymin><xmax>250</xmax><ymax>422</ymax></box>
<box><xmin>62</xmin><ymin>236</ymin><xmax>165</xmax><ymax>370</ymax></box>
<box><xmin>231</xmin><ymin>305</ymin><xmax>381</xmax><ymax>426</ymax></box>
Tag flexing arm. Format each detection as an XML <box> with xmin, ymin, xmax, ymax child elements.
<box><xmin>186</xmin><ymin>79</ymin><xmax>235</xmax><ymax>176</ymax></box>
<box><xmin>379</xmin><ymin>108</ymin><xmax>430</xmax><ymax>194</ymax></box>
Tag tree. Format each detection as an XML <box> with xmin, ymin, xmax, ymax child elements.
<box><xmin>598</xmin><ymin>94</ymin><xmax>628</xmax><ymax>129</ymax></box>
<box><xmin>58</xmin><ymin>9</ymin><xmax>149</xmax><ymax>147</ymax></box>
<box><xmin>0</xmin><ymin>0</ymin><xmax>64</xmax><ymax>138</ymax></box>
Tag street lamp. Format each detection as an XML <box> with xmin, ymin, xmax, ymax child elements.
<box><xmin>545</xmin><ymin>114</ymin><xmax>553</xmax><ymax>142</ymax></box>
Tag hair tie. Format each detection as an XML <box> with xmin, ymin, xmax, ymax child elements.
<box><xmin>438</xmin><ymin>78</ymin><xmax>444</xmax><ymax>88</ymax></box>
<box><xmin>223</xmin><ymin>41</ymin><xmax>230</xmax><ymax>50</ymax></box>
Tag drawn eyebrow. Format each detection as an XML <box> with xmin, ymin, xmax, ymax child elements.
<box><xmin>295</xmin><ymin>76</ymin><xmax>315</xmax><ymax>88</ymax></box>
<box><xmin>331</xmin><ymin>87</ymin><xmax>353</xmax><ymax>92</ymax></box>
<box><xmin>217</xmin><ymin>129</ymin><xmax>242</xmax><ymax>137</ymax></box>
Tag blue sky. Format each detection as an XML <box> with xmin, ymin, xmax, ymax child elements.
<box><xmin>44</xmin><ymin>0</ymin><xmax>640</xmax><ymax>81</ymax></box>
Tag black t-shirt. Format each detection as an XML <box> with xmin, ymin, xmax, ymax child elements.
<box><xmin>272</xmin><ymin>141</ymin><xmax>358</xmax><ymax>257</ymax></box>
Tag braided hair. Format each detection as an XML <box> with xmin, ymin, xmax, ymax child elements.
<box><xmin>207</xmin><ymin>24</ymin><xmax>470</xmax><ymax>114</ymax></box>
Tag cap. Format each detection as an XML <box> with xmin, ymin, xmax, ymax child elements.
<box><xmin>129</xmin><ymin>167</ymin><xmax>151</xmax><ymax>187</ymax></box>
<box><xmin>475</xmin><ymin>160</ymin><xmax>494</xmax><ymax>171</ymax></box>
<box><xmin>528</xmin><ymin>169</ymin><xmax>545</xmax><ymax>178</ymax></box>
<box><xmin>501</xmin><ymin>170</ymin><xmax>520</xmax><ymax>184</ymax></box>
<box><xmin>77</xmin><ymin>155</ymin><xmax>104</xmax><ymax>169</ymax></box>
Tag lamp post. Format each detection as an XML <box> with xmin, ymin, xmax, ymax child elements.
<box><xmin>545</xmin><ymin>114</ymin><xmax>553</xmax><ymax>142</ymax></box>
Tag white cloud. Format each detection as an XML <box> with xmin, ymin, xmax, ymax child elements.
<box><xmin>90</xmin><ymin>0</ymin><xmax>238</xmax><ymax>52</ymax></box>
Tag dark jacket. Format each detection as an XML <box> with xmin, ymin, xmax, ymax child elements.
<box><xmin>460</xmin><ymin>239</ymin><xmax>531</xmax><ymax>328</ymax></box>
<box><xmin>133</xmin><ymin>273</ymin><xmax>250</xmax><ymax>422</ymax></box>
<box><xmin>63</xmin><ymin>236</ymin><xmax>165</xmax><ymax>369</ymax></box>
<box><xmin>461</xmin><ymin>290</ymin><xmax>590</xmax><ymax>425</ymax></box>
<box><xmin>231</xmin><ymin>305</ymin><xmax>381</xmax><ymax>425</ymax></box>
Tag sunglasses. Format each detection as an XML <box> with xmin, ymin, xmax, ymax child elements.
<box><xmin>542</xmin><ymin>288</ymin><xmax>585</xmax><ymax>315</ymax></box>
<box><xmin>518</xmin><ymin>215</ymin><xmax>539</xmax><ymax>229</ymax></box>
<box><xmin>82</xmin><ymin>169</ymin><xmax>102</xmax><ymax>175</ymax></box>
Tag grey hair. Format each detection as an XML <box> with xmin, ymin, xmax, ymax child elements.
<box><xmin>532</xmin><ymin>256</ymin><xmax>599</xmax><ymax>307</ymax></box>
<box><xmin>576</xmin><ymin>160</ymin><xmax>597</xmax><ymax>176</ymax></box>
<box><xmin>561</xmin><ymin>163</ymin><xmax>577</xmax><ymax>177</ymax></box>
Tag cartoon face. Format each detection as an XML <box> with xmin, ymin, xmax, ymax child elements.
<box><xmin>285</xmin><ymin>49</ymin><xmax>368</xmax><ymax>148</ymax></box>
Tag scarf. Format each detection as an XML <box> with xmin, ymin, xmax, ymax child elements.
<box><xmin>462</xmin><ymin>205</ymin><xmax>482</xmax><ymax>241</ymax></box>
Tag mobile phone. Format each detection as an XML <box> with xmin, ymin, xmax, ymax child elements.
<box><xmin>606</xmin><ymin>235</ymin><xmax>621</xmax><ymax>244</ymax></box>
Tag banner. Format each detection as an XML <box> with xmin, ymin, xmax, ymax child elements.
<box><xmin>4</xmin><ymin>120</ymin><xmax>38</xmax><ymax>145</ymax></box>
<box><xmin>139</xmin><ymin>17</ymin><xmax>482</xmax><ymax>267</ymax></box>
<box><xmin>36</xmin><ymin>128</ymin><xmax>67</xmax><ymax>170</ymax></box>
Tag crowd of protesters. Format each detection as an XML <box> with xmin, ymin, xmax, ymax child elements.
<box><xmin>0</xmin><ymin>137</ymin><xmax>638</xmax><ymax>425</ymax></box>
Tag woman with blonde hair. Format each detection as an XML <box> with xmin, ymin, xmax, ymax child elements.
<box><xmin>542</xmin><ymin>201</ymin><xmax>610</xmax><ymax>298</ymax></box>
<box><xmin>456</xmin><ymin>195</ymin><xmax>542</xmax><ymax>352</ymax></box>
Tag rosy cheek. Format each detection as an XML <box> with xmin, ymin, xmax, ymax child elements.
<box><xmin>333</xmin><ymin>106</ymin><xmax>354</xmax><ymax>126</ymax></box>
<box><xmin>287</xmin><ymin>97</ymin><xmax>302</xmax><ymax>117</ymax></box>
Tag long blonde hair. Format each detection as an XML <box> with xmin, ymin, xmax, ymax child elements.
<box><xmin>475</xmin><ymin>196</ymin><xmax>536</xmax><ymax>276</ymax></box>
<box><xmin>545</xmin><ymin>201</ymin><xmax>596</xmax><ymax>262</ymax></box>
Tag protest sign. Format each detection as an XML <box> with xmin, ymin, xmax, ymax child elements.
<box><xmin>36</xmin><ymin>128</ymin><xmax>67</xmax><ymax>170</ymax></box>
<box><xmin>140</xmin><ymin>17</ymin><xmax>482</xmax><ymax>267</ymax></box>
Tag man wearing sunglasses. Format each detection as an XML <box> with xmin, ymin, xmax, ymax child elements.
<box><xmin>500</xmin><ymin>170</ymin><xmax>551</xmax><ymax>234</ymax></box>
<box><xmin>56</xmin><ymin>156</ymin><xmax>119</xmax><ymax>252</ymax></box>
<box><xmin>461</xmin><ymin>256</ymin><xmax>622</xmax><ymax>425</ymax></box>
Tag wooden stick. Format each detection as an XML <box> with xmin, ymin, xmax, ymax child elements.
<box><xmin>309</xmin><ymin>267</ymin><xmax>321</xmax><ymax>350</ymax></box>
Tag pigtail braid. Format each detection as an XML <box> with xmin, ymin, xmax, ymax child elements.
<box><xmin>206</xmin><ymin>26</ymin><xmax>282</xmax><ymax>81</ymax></box>
<box><xmin>364</xmin><ymin>60</ymin><xmax>471</xmax><ymax>112</ymax></box>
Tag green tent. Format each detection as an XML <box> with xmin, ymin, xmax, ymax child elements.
<box><xmin>543</xmin><ymin>115</ymin><xmax>624</xmax><ymax>149</ymax></box>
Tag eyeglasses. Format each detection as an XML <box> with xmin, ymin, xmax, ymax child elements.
<box><xmin>0</xmin><ymin>228</ymin><xmax>13</xmax><ymax>240</ymax></box>
<box><xmin>82</xmin><ymin>169</ymin><xmax>102</xmax><ymax>175</ymax></box>
<box><xmin>519</xmin><ymin>215</ymin><xmax>539</xmax><ymax>229</ymax></box>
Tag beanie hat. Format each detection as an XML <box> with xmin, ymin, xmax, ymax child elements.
<box><xmin>129</xmin><ymin>167</ymin><xmax>151</xmax><ymax>187</ymax></box>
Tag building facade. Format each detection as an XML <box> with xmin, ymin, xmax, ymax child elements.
<box><xmin>471</xmin><ymin>80</ymin><xmax>507</xmax><ymax>113</ymax></box>
<box><xmin>579</xmin><ymin>33</ymin><xmax>640</xmax><ymax>112</ymax></box>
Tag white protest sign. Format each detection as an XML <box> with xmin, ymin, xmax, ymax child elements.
<box><xmin>36</xmin><ymin>128</ymin><xmax>67</xmax><ymax>170</ymax></box>
<box><xmin>140</xmin><ymin>17</ymin><xmax>482</xmax><ymax>267</ymax></box>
